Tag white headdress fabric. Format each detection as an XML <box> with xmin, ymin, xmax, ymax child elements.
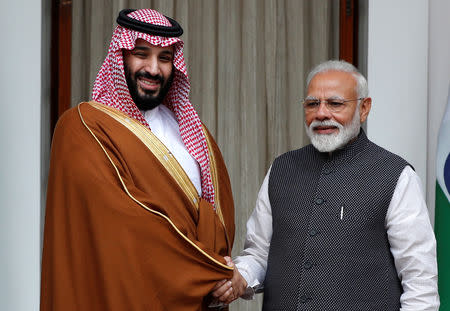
<box><xmin>92</xmin><ymin>9</ymin><xmax>215</xmax><ymax>205</ymax></box>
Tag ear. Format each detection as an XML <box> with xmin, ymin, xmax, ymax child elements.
<box><xmin>359</xmin><ymin>97</ymin><xmax>372</xmax><ymax>123</ymax></box>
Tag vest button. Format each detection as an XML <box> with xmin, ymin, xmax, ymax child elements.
<box><xmin>315</xmin><ymin>198</ymin><xmax>324</xmax><ymax>205</ymax></box>
<box><xmin>309</xmin><ymin>229</ymin><xmax>318</xmax><ymax>236</ymax></box>
<box><xmin>323</xmin><ymin>168</ymin><xmax>332</xmax><ymax>175</ymax></box>
<box><xmin>304</xmin><ymin>261</ymin><xmax>313</xmax><ymax>269</ymax></box>
<box><xmin>299</xmin><ymin>295</ymin><xmax>309</xmax><ymax>303</ymax></box>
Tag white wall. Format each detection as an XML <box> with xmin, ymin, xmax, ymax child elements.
<box><xmin>367</xmin><ymin>0</ymin><xmax>429</xmax><ymax>208</ymax></box>
<box><xmin>0</xmin><ymin>1</ymin><xmax>42</xmax><ymax>310</ymax></box>
<box><xmin>368</xmin><ymin>0</ymin><xmax>450</xmax><ymax>222</ymax></box>
<box><xmin>427</xmin><ymin>0</ymin><xmax>450</xmax><ymax>221</ymax></box>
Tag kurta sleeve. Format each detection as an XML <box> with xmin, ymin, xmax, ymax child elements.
<box><xmin>385</xmin><ymin>166</ymin><xmax>439</xmax><ymax>311</ymax></box>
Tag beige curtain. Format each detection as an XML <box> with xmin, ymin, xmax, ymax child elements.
<box><xmin>72</xmin><ymin>1</ymin><xmax>338</xmax><ymax>309</ymax></box>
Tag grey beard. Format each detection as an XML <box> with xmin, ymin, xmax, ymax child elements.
<box><xmin>305</xmin><ymin>107</ymin><xmax>361</xmax><ymax>152</ymax></box>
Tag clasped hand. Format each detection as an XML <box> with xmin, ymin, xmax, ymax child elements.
<box><xmin>210</xmin><ymin>256</ymin><xmax>248</xmax><ymax>305</ymax></box>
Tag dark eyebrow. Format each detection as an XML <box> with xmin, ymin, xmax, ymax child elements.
<box><xmin>132</xmin><ymin>46</ymin><xmax>150</xmax><ymax>52</ymax></box>
<box><xmin>160</xmin><ymin>50</ymin><xmax>174</xmax><ymax>56</ymax></box>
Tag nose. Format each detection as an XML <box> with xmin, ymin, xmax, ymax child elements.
<box><xmin>315</xmin><ymin>101</ymin><xmax>332</xmax><ymax>121</ymax></box>
<box><xmin>143</xmin><ymin>56</ymin><xmax>160</xmax><ymax>76</ymax></box>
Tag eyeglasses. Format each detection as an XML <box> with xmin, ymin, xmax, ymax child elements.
<box><xmin>302</xmin><ymin>98</ymin><xmax>364</xmax><ymax>113</ymax></box>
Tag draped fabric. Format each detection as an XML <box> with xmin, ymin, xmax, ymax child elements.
<box><xmin>72</xmin><ymin>1</ymin><xmax>338</xmax><ymax>309</ymax></box>
<box><xmin>41</xmin><ymin>103</ymin><xmax>235</xmax><ymax>311</ymax></box>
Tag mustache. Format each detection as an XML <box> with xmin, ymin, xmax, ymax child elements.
<box><xmin>309</xmin><ymin>120</ymin><xmax>343</xmax><ymax>130</ymax></box>
<box><xmin>135</xmin><ymin>71</ymin><xmax>164</xmax><ymax>84</ymax></box>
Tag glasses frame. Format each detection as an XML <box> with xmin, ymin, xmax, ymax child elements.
<box><xmin>301</xmin><ymin>97</ymin><xmax>365</xmax><ymax>113</ymax></box>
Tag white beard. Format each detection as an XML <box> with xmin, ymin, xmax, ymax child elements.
<box><xmin>305</xmin><ymin>106</ymin><xmax>361</xmax><ymax>152</ymax></box>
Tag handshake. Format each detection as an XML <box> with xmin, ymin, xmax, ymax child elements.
<box><xmin>210</xmin><ymin>256</ymin><xmax>248</xmax><ymax>306</ymax></box>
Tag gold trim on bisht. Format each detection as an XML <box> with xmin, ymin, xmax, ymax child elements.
<box><xmin>202</xmin><ymin>126</ymin><xmax>225</xmax><ymax>228</ymax></box>
<box><xmin>88</xmin><ymin>101</ymin><xmax>199</xmax><ymax>211</ymax></box>
<box><xmin>77</xmin><ymin>102</ymin><xmax>232</xmax><ymax>271</ymax></box>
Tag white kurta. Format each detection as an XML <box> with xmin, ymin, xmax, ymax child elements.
<box><xmin>235</xmin><ymin>166</ymin><xmax>440</xmax><ymax>310</ymax></box>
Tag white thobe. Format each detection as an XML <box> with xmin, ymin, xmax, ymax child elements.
<box><xmin>142</xmin><ymin>105</ymin><xmax>202</xmax><ymax>196</ymax></box>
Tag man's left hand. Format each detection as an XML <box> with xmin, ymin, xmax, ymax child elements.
<box><xmin>210</xmin><ymin>256</ymin><xmax>248</xmax><ymax>305</ymax></box>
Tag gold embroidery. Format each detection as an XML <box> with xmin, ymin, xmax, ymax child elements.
<box><xmin>202</xmin><ymin>126</ymin><xmax>226</xmax><ymax>227</ymax></box>
<box><xmin>88</xmin><ymin>101</ymin><xmax>199</xmax><ymax>211</ymax></box>
<box><xmin>77</xmin><ymin>103</ymin><xmax>232</xmax><ymax>271</ymax></box>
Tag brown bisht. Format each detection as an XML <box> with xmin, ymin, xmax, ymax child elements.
<box><xmin>41</xmin><ymin>102</ymin><xmax>235</xmax><ymax>311</ymax></box>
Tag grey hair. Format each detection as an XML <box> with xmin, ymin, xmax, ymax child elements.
<box><xmin>306</xmin><ymin>60</ymin><xmax>368</xmax><ymax>98</ymax></box>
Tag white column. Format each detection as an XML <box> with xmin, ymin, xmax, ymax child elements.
<box><xmin>367</xmin><ymin>0</ymin><xmax>428</xmax><ymax>203</ymax></box>
<box><xmin>0</xmin><ymin>0</ymin><xmax>42</xmax><ymax>310</ymax></box>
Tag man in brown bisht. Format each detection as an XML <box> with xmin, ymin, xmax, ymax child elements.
<box><xmin>41</xmin><ymin>9</ymin><xmax>236</xmax><ymax>311</ymax></box>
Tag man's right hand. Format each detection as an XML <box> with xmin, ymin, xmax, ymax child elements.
<box><xmin>210</xmin><ymin>256</ymin><xmax>248</xmax><ymax>305</ymax></box>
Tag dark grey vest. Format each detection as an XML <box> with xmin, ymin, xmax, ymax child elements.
<box><xmin>263</xmin><ymin>131</ymin><xmax>408</xmax><ymax>311</ymax></box>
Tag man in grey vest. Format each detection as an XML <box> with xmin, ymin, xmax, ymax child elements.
<box><xmin>212</xmin><ymin>60</ymin><xmax>439</xmax><ymax>310</ymax></box>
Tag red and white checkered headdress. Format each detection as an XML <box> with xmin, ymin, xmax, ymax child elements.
<box><xmin>92</xmin><ymin>9</ymin><xmax>215</xmax><ymax>205</ymax></box>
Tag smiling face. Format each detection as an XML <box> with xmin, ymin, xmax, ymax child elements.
<box><xmin>304</xmin><ymin>70</ymin><xmax>371</xmax><ymax>152</ymax></box>
<box><xmin>123</xmin><ymin>39</ymin><xmax>175</xmax><ymax>110</ymax></box>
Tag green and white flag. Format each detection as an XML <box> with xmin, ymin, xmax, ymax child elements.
<box><xmin>436</xmin><ymin>86</ymin><xmax>450</xmax><ymax>309</ymax></box>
